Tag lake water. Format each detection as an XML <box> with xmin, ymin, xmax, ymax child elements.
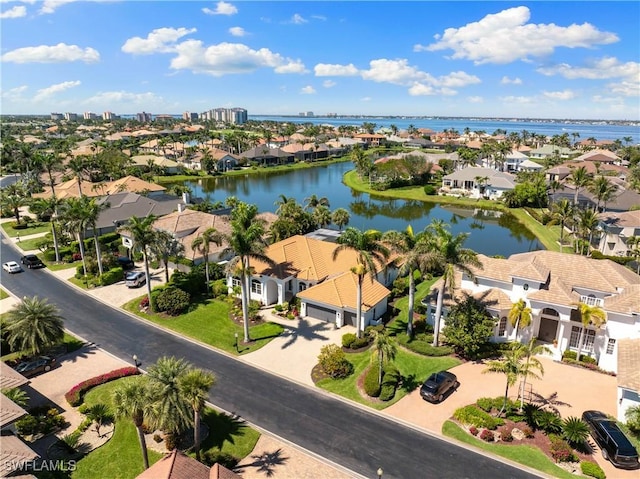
<box><xmin>168</xmin><ymin>162</ymin><xmax>542</xmax><ymax>257</ymax></box>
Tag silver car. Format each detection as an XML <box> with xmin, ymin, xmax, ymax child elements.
<box><xmin>125</xmin><ymin>271</ymin><xmax>146</xmax><ymax>288</ymax></box>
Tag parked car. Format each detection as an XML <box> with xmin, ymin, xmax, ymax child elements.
<box><xmin>582</xmin><ymin>410</ymin><xmax>640</xmax><ymax>469</ymax></box>
<box><xmin>116</xmin><ymin>256</ymin><xmax>135</xmax><ymax>270</ymax></box>
<box><xmin>14</xmin><ymin>356</ymin><xmax>57</xmax><ymax>378</ymax></box>
<box><xmin>125</xmin><ymin>271</ymin><xmax>146</xmax><ymax>288</ymax></box>
<box><xmin>420</xmin><ymin>370</ymin><xmax>459</xmax><ymax>403</ymax></box>
<box><xmin>3</xmin><ymin>261</ymin><xmax>22</xmax><ymax>274</ymax></box>
<box><xmin>20</xmin><ymin>254</ymin><xmax>44</xmax><ymax>269</ymax></box>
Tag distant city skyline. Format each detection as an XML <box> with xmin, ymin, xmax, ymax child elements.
<box><xmin>1</xmin><ymin>1</ymin><xmax>638</xmax><ymax>120</ymax></box>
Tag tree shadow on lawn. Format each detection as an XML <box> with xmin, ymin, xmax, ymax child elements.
<box><xmin>200</xmin><ymin>409</ymin><xmax>248</xmax><ymax>450</ymax></box>
<box><xmin>400</xmin><ymin>373</ymin><xmax>421</xmax><ymax>393</ymax></box>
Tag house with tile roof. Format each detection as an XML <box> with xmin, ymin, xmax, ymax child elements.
<box><xmin>32</xmin><ymin>175</ymin><xmax>166</xmax><ymax>200</ymax></box>
<box><xmin>616</xmin><ymin>338</ymin><xmax>640</xmax><ymax>422</ymax></box>
<box><xmin>597</xmin><ymin>210</ymin><xmax>640</xmax><ymax>257</ymax></box>
<box><xmin>135</xmin><ymin>449</ymin><xmax>241</xmax><ymax>479</ymax></box>
<box><xmin>441</xmin><ymin>167</ymin><xmax>517</xmax><ymax>200</ymax></box>
<box><xmin>423</xmin><ymin>250</ymin><xmax>640</xmax><ymax>373</ymax></box>
<box><xmin>232</xmin><ymin>235</ymin><xmax>395</xmax><ymax>329</ymax></box>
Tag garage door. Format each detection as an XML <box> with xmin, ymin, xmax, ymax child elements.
<box><xmin>306</xmin><ymin>303</ymin><xmax>336</xmax><ymax>322</ymax></box>
<box><xmin>343</xmin><ymin>311</ymin><xmax>357</xmax><ymax>327</ymax></box>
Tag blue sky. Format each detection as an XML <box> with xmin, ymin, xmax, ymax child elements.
<box><xmin>1</xmin><ymin>1</ymin><xmax>639</xmax><ymax>120</ymax></box>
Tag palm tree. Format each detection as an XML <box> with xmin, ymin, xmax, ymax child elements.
<box><xmin>508</xmin><ymin>299</ymin><xmax>532</xmax><ymax>340</ymax></box>
<box><xmin>5</xmin><ymin>296</ymin><xmax>65</xmax><ymax>356</ymax></box>
<box><xmin>113</xmin><ymin>379</ymin><xmax>153</xmax><ymax>469</ymax></box>
<box><xmin>312</xmin><ymin>205</ymin><xmax>332</xmax><ymax>229</ymax></box>
<box><xmin>370</xmin><ymin>329</ymin><xmax>396</xmax><ymax>386</ymax></box>
<box><xmin>331</xmin><ymin>208</ymin><xmax>350</xmax><ymax>231</ymax></box>
<box><xmin>576</xmin><ymin>208</ymin><xmax>599</xmax><ymax>255</ymax></box>
<box><xmin>0</xmin><ymin>183</ymin><xmax>28</xmax><ymax>225</ymax></box>
<box><xmin>84</xmin><ymin>197</ymin><xmax>108</xmax><ymax>276</ymax></box>
<box><xmin>572</xmin><ymin>303</ymin><xmax>606</xmax><ymax>362</ymax></box>
<box><xmin>424</xmin><ymin>221</ymin><xmax>482</xmax><ymax>347</ymax></box>
<box><xmin>178</xmin><ymin>368</ymin><xmax>216</xmax><ymax>459</ymax></box>
<box><xmin>589</xmin><ymin>176</ymin><xmax>617</xmax><ymax>212</ymax></box>
<box><xmin>191</xmin><ymin>227</ymin><xmax>223</xmax><ymax>295</ymax></box>
<box><xmin>1</xmin><ymin>388</ymin><xmax>29</xmax><ymax>408</ymax></box>
<box><xmin>67</xmin><ymin>156</ymin><xmax>89</xmax><ymax>196</ymax></box>
<box><xmin>85</xmin><ymin>403</ymin><xmax>113</xmax><ymax>437</ymax></box>
<box><xmin>518</xmin><ymin>338</ymin><xmax>550</xmax><ymax>411</ymax></box>
<box><xmin>482</xmin><ymin>342</ymin><xmax>526</xmax><ymax>415</ymax></box>
<box><xmin>222</xmin><ymin>202</ymin><xmax>274</xmax><ymax>343</ymax></box>
<box><xmin>304</xmin><ymin>194</ymin><xmax>330</xmax><ymax>210</ymax></box>
<box><xmin>551</xmin><ymin>199</ymin><xmax>573</xmax><ymax>249</ymax></box>
<box><xmin>382</xmin><ymin>226</ymin><xmax>430</xmax><ymax>336</ymax></box>
<box><xmin>122</xmin><ymin>215</ymin><xmax>157</xmax><ymax>311</ymax></box>
<box><xmin>30</xmin><ymin>196</ymin><xmax>64</xmax><ymax>262</ymax></box>
<box><xmin>332</xmin><ymin>227</ymin><xmax>390</xmax><ymax>339</ymax></box>
<box><xmin>567</xmin><ymin>166</ymin><xmax>591</xmax><ymax>206</ymax></box>
<box><xmin>149</xmin><ymin>230</ymin><xmax>184</xmax><ymax>283</ymax></box>
<box><xmin>146</xmin><ymin>356</ymin><xmax>193</xmax><ymax>436</ymax></box>
<box><xmin>61</xmin><ymin>196</ymin><xmax>91</xmax><ymax>277</ymax></box>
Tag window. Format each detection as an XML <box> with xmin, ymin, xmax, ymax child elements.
<box><xmin>251</xmin><ymin>280</ymin><xmax>262</xmax><ymax>295</ymax></box>
<box><xmin>498</xmin><ymin>317</ymin><xmax>507</xmax><ymax>337</ymax></box>
<box><xmin>523</xmin><ymin>284</ymin><xmax>529</xmax><ymax>291</ymax></box>
<box><xmin>299</xmin><ymin>282</ymin><xmax>306</xmax><ymax>292</ymax></box>
<box><xmin>231</xmin><ymin>278</ymin><xmax>241</xmax><ymax>288</ymax></box>
<box><xmin>606</xmin><ymin>338</ymin><xmax>615</xmax><ymax>355</ymax></box>
<box><xmin>580</xmin><ymin>294</ymin><xmax>603</xmax><ymax>307</ymax></box>
<box><xmin>569</xmin><ymin>326</ymin><xmax>595</xmax><ymax>353</ymax></box>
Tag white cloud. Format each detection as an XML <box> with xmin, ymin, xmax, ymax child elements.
<box><xmin>229</xmin><ymin>26</ymin><xmax>246</xmax><ymax>37</ymax></box>
<box><xmin>607</xmin><ymin>80</ymin><xmax>639</xmax><ymax>97</ymax></box>
<box><xmin>34</xmin><ymin>80</ymin><xmax>81</xmax><ymax>101</ymax></box>
<box><xmin>361</xmin><ymin>58</ymin><xmax>432</xmax><ymax>85</ymax></box>
<box><xmin>408</xmin><ymin>83</ymin><xmax>435</xmax><ymax>96</ymax></box>
<box><xmin>360</xmin><ymin>97</ymin><xmax>371</xmax><ymax>102</ymax></box>
<box><xmin>1</xmin><ymin>85</ymin><xmax>28</xmax><ymax>100</ymax></box>
<box><xmin>322</xmin><ymin>80</ymin><xmax>336</xmax><ymax>88</ymax></box>
<box><xmin>83</xmin><ymin>90</ymin><xmax>165</xmax><ymax>107</ymax></box>
<box><xmin>300</xmin><ymin>85</ymin><xmax>316</xmax><ymax>94</ymax></box>
<box><xmin>0</xmin><ymin>5</ymin><xmax>26</xmax><ymax>18</ymax></box>
<box><xmin>501</xmin><ymin>76</ymin><xmax>522</xmax><ymax>85</ymax></box>
<box><xmin>311</xmin><ymin>15</ymin><xmax>327</xmax><ymax>21</ymax></box>
<box><xmin>202</xmin><ymin>1</ymin><xmax>237</xmax><ymax>16</ymax></box>
<box><xmin>289</xmin><ymin>13</ymin><xmax>307</xmax><ymax>24</ymax></box>
<box><xmin>314</xmin><ymin>63</ymin><xmax>359</xmax><ymax>76</ymax></box>
<box><xmin>542</xmin><ymin>90</ymin><xmax>576</xmax><ymax>100</ymax></box>
<box><xmin>122</xmin><ymin>27</ymin><xmax>196</xmax><ymax>55</ymax></box>
<box><xmin>437</xmin><ymin>71</ymin><xmax>481</xmax><ymax>88</ymax></box>
<box><xmin>537</xmin><ymin>56</ymin><xmax>639</xmax><ymax>80</ymax></box>
<box><xmin>170</xmin><ymin>40</ymin><xmax>307</xmax><ymax>76</ymax></box>
<box><xmin>1</xmin><ymin>43</ymin><xmax>100</xmax><ymax>63</ymax></box>
<box><xmin>416</xmin><ymin>6</ymin><xmax>618</xmax><ymax>65</ymax></box>
<box><xmin>499</xmin><ymin>95</ymin><xmax>537</xmax><ymax>105</ymax></box>
<box><xmin>39</xmin><ymin>0</ymin><xmax>79</xmax><ymax>14</ymax></box>
<box><xmin>467</xmin><ymin>96</ymin><xmax>484</xmax><ymax>103</ymax></box>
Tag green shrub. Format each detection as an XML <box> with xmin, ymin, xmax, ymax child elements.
<box><xmin>397</xmin><ymin>334</ymin><xmax>454</xmax><ymax>356</ymax></box>
<box><xmin>364</xmin><ymin>363</ymin><xmax>381</xmax><ymax>397</ymax></box>
<box><xmin>538</xmin><ymin>411</ymin><xmax>563</xmax><ymax>435</ymax></box>
<box><xmin>342</xmin><ymin>333</ymin><xmax>357</xmax><ymax>348</ymax></box>
<box><xmin>379</xmin><ymin>365</ymin><xmax>401</xmax><ymax>401</ymax></box>
<box><xmin>203</xmin><ymin>449</ymin><xmax>238</xmax><ymax>469</ymax></box>
<box><xmin>210</xmin><ymin>279</ymin><xmax>228</xmax><ymax>298</ymax></box>
<box><xmin>350</xmin><ymin>337</ymin><xmax>370</xmax><ymax>350</ymax></box>
<box><xmin>476</xmin><ymin>397</ymin><xmax>496</xmax><ymax>412</ymax></box>
<box><xmin>170</xmin><ymin>269</ymin><xmax>207</xmax><ymax>296</ymax></box>
<box><xmin>580</xmin><ymin>461</ymin><xmax>606</xmax><ymax>479</ymax></box>
<box><xmin>15</xmin><ymin>415</ymin><xmax>38</xmax><ymax>435</ymax></box>
<box><xmin>562</xmin><ymin>416</ymin><xmax>590</xmax><ymax>447</ymax></box>
<box><xmin>155</xmin><ymin>286</ymin><xmax>191</xmax><ymax>316</ymax></box>
<box><xmin>379</xmin><ymin>383</ymin><xmax>396</xmax><ymax>401</ymax></box>
<box><xmin>100</xmin><ymin>267</ymin><xmax>124</xmax><ymax>286</ymax></box>
<box><xmin>317</xmin><ymin>344</ymin><xmax>353</xmax><ymax>379</ymax></box>
<box><xmin>549</xmin><ymin>434</ymin><xmax>576</xmax><ymax>463</ymax></box>
<box><xmin>273</xmin><ymin>304</ymin><xmax>283</xmax><ymax>312</ymax></box>
<box><xmin>580</xmin><ymin>355</ymin><xmax>597</xmax><ymax>365</ymax></box>
<box><xmin>562</xmin><ymin>350</ymin><xmax>577</xmax><ymax>361</ymax></box>
<box><xmin>424</xmin><ymin>184</ymin><xmax>437</xmax><ymax>195</ymax></box>
<box><xmin>453</xmin><ymin>405</ymin><xmax>504</xmax><ymax>430</ymax></box>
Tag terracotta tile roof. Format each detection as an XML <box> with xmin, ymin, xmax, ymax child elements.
<box><xmin>32</xmin><ymin>176</ymin><xmax>165</xmax><ymax>199</ymax></box>
<box><xmin>0</xmin><ymin>362</ymin><xmax>29</xmax><ymax>390</ymax></box>
<box><xmin>617</xmin><ymin>338</ymin><xmax>640</xmax><ymax>392</ymax></box>
<box><xmin>470</xmin><ymin>255</ymin><xmax>512</xmax><ymax>283</ymax></box>
<box><xmin>297</xmin><ymin>271</ymin><xmax>390</xmax><ymax>311</ymax></box>
<box><xmin>604</xmin><ymin>284</ymin><xmax>640</xmax><ymax>314</ymax></box>
<box><xmin>0</xmin><ymin>435</ymin><xmax>39</xmax><ymax>477</ymax></box>
<box><xmin>598</xmin><ymin>210</ymin><xmax>640</xmax><ymax>228</ymax></box>
<box><xmin>136</xmin><ymin>450</ymin><xmax>211</xmax><ymax>479</ymax></box>
<box><xmin>0</xmin><ymin>394</ymin><xmax>28</xmax><ymax>428</ymax></box>
<box><xmin>424</xmin><ymin>272</ymin><xmax>511</xmax><ymax>312</ymax></box>
<box><xmin>209</xmin><ymin>463</ymin><xmax>242</xmax><ymax>479</ymax></box>
<box><xmin>508</xmin><ymin>255</ymin><xmax>550</xmax><ymax>283</ymax></box>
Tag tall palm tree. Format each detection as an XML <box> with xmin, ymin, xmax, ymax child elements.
<box><xmin>589</xmin><ymin>176</ymin><xmax>617</xmax><ymax>212</ymax></box>
<box><xmin>508</xmin><ymin>299</ymin><xmax>532</xmax><ymax>340</ymax></box>
<box><xmin>30</xmin><ymin>196</ymin><xmax>64</xmax><ymax>262</ymax></box>
<box><xmin>149</xmin><ymin>230</ymin><xmax>184</xmax><ymax>283</ymax></box>
<box><xmin>0</xmin><ymin>183</ymin><xmax>28</xmax><ymax>225</ymax></box>
<box><xmin>191</xmin><ymin>227</ymin><xmax>223</xmax><ymax>295</ymax></box>
<box><xmin>382</xmin><ymin>225</ymin><xmax>430</xmax><ymax>337</ymax></box>
<box><xmin>551</xmin><ymin>199</ymin><xmax>573</xmax><ymax>249</ymax></box>
<box><xmin>122</xmin><ymin>215</ymin><xmax>157</xmax><ymax>311</ymax></box>
<box><xmin>370</xmin><ymin>329</ymin><xmax>397</xmax><ymax>386</ymax></box>
<box><xmin>146</xmin><ymin>356</ymin><xmax>193</xmax><ymax>436</ymax></box>
<box><xmin>424</xmin><ymin>221</ymin><xmax>482</xmax><ymax>347</ymax></box>
<box><xmin>178</xmin><ymin>368</ymin><xmax>216</xmax><ymax>459</ymax></box>
<box><xmin>113</xmin><ymin>379</ymin><xmax>153</xmax><ymax>470</ymax></box>
<box><xmin>331</xmin><ymin>208</ymin><xmax>350</xmax><ymax>231</ymax></box>
<box><xmin>60</xmin><ymin>196</ymin><xmax>93</xmax><ymax>277</ymax></box>
<box><xmin>5</xmin><ymin>296</ymin><xmax>65</xmax><ymax>356</ymax></box>
<box><xmin>67</xmin><ymin>156</ymin><xmax>89</xmax><ymax>196</ymax></box>
<box><xmin>518</xmin><ymin>338</ymin><xmax>550</xmax><ymax>411</ymax></box>
<box><xmin>84</xmin><ymin>197</ymin><xmax>108</xmax><ymax>276</ymax></box>
<box><xmin>576</xmin><ymin>208</ymin><xmax>599</xmax><ymax>255</ymax></box>
<box><xmin>304</xmin><ymin>194</ymin><xmax>330</xmax><ymax>210</ymax></box>
<box><xmin>567</xmin><ymin>166</ymin><xmax>591</xmax><ymax>206</ymax></box>
<box><xmin>332</xmin><ymin>227</ymin><xmax>390</xmax><ymax>339</ymax></box>
<box><xmin>312</xmin><ymin>205</ymin><xmax>332</xmax><ymax>229</ymax></box>
<box><xmin>572</xmin><ymin>303</ymin><xmax>606</xmax><ymax>362</ymax></box>
<box><xmin>222</xmin><ymin>202</ymin><xmax>274</xmax><ymax>343</ymax></box>
<box><xmin>482</xmin><ymin>342</ymin><xmax>526</xmax><ymax>415</ymax></box>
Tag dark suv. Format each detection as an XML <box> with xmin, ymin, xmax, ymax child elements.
<box><xmin>420</xmin><ymin>370</ymin><xmax>459</xmax><ymax>403</ymax></box>
<box><xmin>20</xmin><ymin>254</ymin><xmax>44</xmax><ymax>269</ymax></box>
<box><xmin>582</xmin><ymin>410</ymin><xmax>639</xmax><ymax>469</ymax></box>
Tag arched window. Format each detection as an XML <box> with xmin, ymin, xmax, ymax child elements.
<box><xmin>498</xmin><ymin>317</ymin><xmax>508</xmax><ymax>337</ymax></box>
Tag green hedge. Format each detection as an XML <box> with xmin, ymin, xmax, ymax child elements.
<box><xmin>397</xmin><ymin>333</ymin><xmax>454</xmax><ymax>356</ymax></box>
<box><xmin>580</xmin><ymin>461</ymin><xmax>605</xmax><ymax>479</ymax></box>
<box><xmin>342</xmin><ymin>333</ymin><xmax>357</xmax><ymax>348</ymax></box>
<box><xmin>453</xmin><ymin>405</ymin><xmax>505</xmax><ymax>430</ymax></box>
<box><xmin>156</xmin><ymin>286</ymin><xmax>191</xmax><ymax>316</ymax></box>
<box><xmin>364</xmin><ymin>363</ymin><xmax>381</xmax><ymax>397</ymax></box>
<box><xmin>590</xmin><ymin>250</ymin><xmax>634</xmax><ymax>265</ymax></box>
<box><xmin>100</xmin><ymin>267</ymin><xmax>124</xmax><ymax>286</ymax></box>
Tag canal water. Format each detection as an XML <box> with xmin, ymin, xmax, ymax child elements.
<box><xmin>167</xmin><ymin>162</ymin><xmax>542</xmax><ymax>257</ymax></box>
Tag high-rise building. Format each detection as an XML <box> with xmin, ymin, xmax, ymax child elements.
<box><xmin>200</xmin><ymin>107</ymin><xmax>247</xmax><ymax>124</ymax></box>
<box><xmin>83</xmin><ymin>112</ymin><xmax>98</xmax><ymax>120</ymax></box>
<box><xmin>64</xmin><ymin>112</ymin><xmax>78</xmax><ymax>121</ymax></box>
<box><xmin>103</xmin><ymin>111</ymin><xmax>116</xmax><ymax>120</ymax></box>
<box><xmin>183</xmin><ymin>111</ymin><xmax>198</xmax><ymax>121</ymax></box>
<box><xmin>50</xmin><ymin>113</ymin><xmax>64</xmax><ymax>121</ymax></box>
<box><xmin>136</xmin><ymin>111</ymin><xmax>152</xmax><ymax>122</ymax></box>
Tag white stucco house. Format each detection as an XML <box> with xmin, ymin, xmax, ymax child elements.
<box><xmin>227</xmin><ymin>234</ymin><xmax>396</xmax><ymax>330</ymax></box>
<box><xmin>441</xmin><ymin>167</ymin><xmax>517</xmax><ymax>200</ymax></box>
<box><xmin>616</xmin><ymin>338</ymin><xmax>640</xmax><ymax>422</ymax></box>
<box><xmin>423</xmin><ymin>250</ymin><xmax>640</xmax><ymax>373</ymax></box>
<box><xmin>597</xmin><ymin>210</ymin><xmax>640</xmax><ymax>257</ymax></box>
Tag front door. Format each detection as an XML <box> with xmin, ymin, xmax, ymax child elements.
<box><xmin>538</xmin><ymin>318</ymin><xmax>558</xmax><ymax>343</ymax></box>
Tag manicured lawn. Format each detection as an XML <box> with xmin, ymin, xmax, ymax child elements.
<box><xmin>0</xmin><ymin>332</ymin><xmax>85</xmax><ymax>362</ymax></box>
<box><xmin>442</xmin><ymin>420</ymin><xmax>577</xmax><ymax>479</ymax></box>
<box><xmin>509</xmin><ymin>208</ymin><xmax>572</xmax><ymax>253</ymax></box>
<box><xmin>317</xmin><ymin>349</ymin><xmax>460</xmax><ymax>410</ymax></box>
<box><xmin>44</xmin><ymin>260</ymin><xmax>78</xmax><ymax>272</ymax></box>
<box><xmin>14</xmin><ymin>235</ymin><xmax>48</xmax><ymax>252</ymax></box>
<box><xmin>0</xmin><ymin>288</ymin><xmax>8</xmax><ymax>300</ymax></box>
<box><xmin>123</xmin><ymin>296</ymin><xmax>284</xmax><ymax>355</ymax></box>
<box><xmin>1</xmin><ymin>221</ymin><xmax>51</xmax><ymax>238</ymax></box>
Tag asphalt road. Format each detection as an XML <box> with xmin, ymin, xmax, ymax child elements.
<box><xmin>0</xmin><ymin>238</ymin><xmax>540</xmax><ymax>479</ymax></box>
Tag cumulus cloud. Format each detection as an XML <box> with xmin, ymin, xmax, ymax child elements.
<box><xmin>499</xmin><ymin>95</ymin><xmax>537</xmax><ymax>105</ymax></box>
<box><xmin>322</xmin><ymin>79</ymin><xmax>336</xmax><ymax>88</ymax></box>
<box><xmin>1</xmin><ymin>85</ymin><xmax>28</xmax><ymax>100</ymax></box>
<box><xmin>39</xmin><ymin>0</ymin><xmax>79</xmax><ymax>14</ymax></box>
<box><xmin>361</xmin><ymin>58</ymin><xmax>433</xmax><ymax>85</ymax></box>
<box><xmin>122</xmin><ymin>27</ymin><xmax>196</xmax><ymax>55</ymax></box>
<box><xmin>169</xmin><ymin>40</ymin><xmax>307</xmax><ymax>76</ymax></box>
<box><xmin>415</xmin><ymin>6</ymin><xmax>618</xmax><ymax>65</ymax></box>
<box><xmin>314</xmin><ymin>63</ymin><xmax>359</xmax><ymax>76</ymax></box>
<box><xmin>607</xmin><ymin>80</ymin><xmax>639</xmax><ymax>97</ymax></box>
<box><xmin>1</xmin><ymin>43</ymin><xmax>99</xmax><ymax>63</ymax></box>
<box><xmin>84</xmin><ymin>90</ymin><xmax>164</xmax><ymax>106</ymax></box>
<box><xmin>289</xmin><ymin>13</ymin><xmax>307</xmax><ymax>24</ymax></box>
<box><xmin>542</xmin><ymin>90</ymin><xmax>576</xmax><ymax>100</ymax></box>
<box><xmin>537</xmin><ymin>56</ymin><xmax>639</xmax><ymax>80</ymax></box>
<box><xmin>33</xmin><ymin>80</ymin><xmax>81</xmax><ymax>101</ymax></box>
<box><xmin>300</xmin><ymin>85</ymin><xmax>316</xmax><ymax>94</ymax></box>
<box><xmin>467</xmin><ymin>96</ymin><xmax>484</xmax><ymax>103</ymax></box>
<box><xmin>229</xmin><ymin>26</ymin><xmax>246</xmax><ymax>37</ymax></box>
<box><xmin>501</xmin><ymin>76</ymin><xmax>522</xmax><ymax>85</ymax></box>
<box><xmin>202</xmin><ymin>1</ymin><xmax>237</xmax><ymax>16</ymax></box>
<box><xmin>408</xmin><ymin>83</ymin><xmax>435</xmax><ymax>96</ymax></box>
<box><xmin>1</xmin><ymin>5</ymin><xmax>26</xmax><ymax>18</ymax></box>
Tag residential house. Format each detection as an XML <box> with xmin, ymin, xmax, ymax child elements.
<box><xmin>441</xmin><ymin>167</ymin><xmax>516</xmax><ymax>200</ymax></box>
<box><xmin>32</xmin><ymin>175</ymin><xmax>166</xmax><ymax>200</ymax></box>
<box><xmin>130</xmin><ymin>155</ymin><xmax>181</xmax><ymax>174</ymax></box>
<box><xmin>528</xmin><ymin>145</ymin><xmax>576</xmax><ymax>161</ymax></box>
<box><xmin>616</xmin><ymin>338</ymin><xmax>640</xmax><ymax>422</ymax></box>
<box><xmin>597</xmin><ymin>210</ymin><xmax>640</xmax><ymax>256</ymax></box>
<box><xmin>135</xmin><ymin>449</ymin><xmax>241</xmax><ymax>479</ymax></box>
<box><xmin>228</xmin><ymin>235</ymin><xmax>396</xmax><ymax>330</ymax></box>
<box><xmin>502</xmin><ymin>150</ymin><xmax>531</xmax><ymax>172</ymax></box>
<box><xmin>239</xmin><ymin>146</ymin><xmax>293</xmax><ymax>166</ymax></box>
<box><xmin>280</xmin><ymin>142</ymin><xmax>329</xmax><ymax>162</ymax></box>
<box><xmin>517</xmin><ymin>159</ymin><xmax>544</xmax><ymax>172</ymax></box>
<box><xmin>423</xmin><ymin>250</ymin><xmax>640</xmax><ymax>373</ymax></box>
<box><xmin>354</xmin><ymin>133</ymin><xmax>385</xmax><ymax>147</ymax></box>
<box><xmin>181</xmin><ymin>148</ymin><xmax>239</xmax><ymax>172</ymax></box>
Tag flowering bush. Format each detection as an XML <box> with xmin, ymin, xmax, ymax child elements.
<box><xmin>72</xmin><ymin>253</ymin><xmax>83</xmax><ymax>261</ymax></box>
<box><xmin>469</xmin><ymin>426</ymin><xmax>478</xmax><ymax>436</ymax></box>
<box><xmin>479</xmin><ymin>429</ymin><xmax>494</xmax><ymax>442</ymax></box>
<box><xmin>499</xmin><ymin>426</ymin><xmax>513</xmax><ymax>442</ymax></box>
<box><xmin>549</xmin><ymin>435</ymin><xmax>576</xmax><ymax>463</ymax></box>
<box><xmin>139</xmin><ymin>296</ymin><xmax>149</xmax><ymax>309</ymax></box>
<box><xmin>65</xmin><ymin>367</ymin><xmax>140</xmax><ymax>406</ymax></box>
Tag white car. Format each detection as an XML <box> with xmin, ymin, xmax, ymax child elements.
<box><xmin>3</xmin><ymin>261</ymin><xmax>22</xmax><ymax>274</ymax></box>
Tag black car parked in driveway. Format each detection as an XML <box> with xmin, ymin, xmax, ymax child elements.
<box><xmin>582</xmin><ymin>410</ymin><xmax>640</xmax><ymax>469</ymax></box>
<box><xmin>14</xmin><ymin>356</ymin><xmax>57</xmax><ymax>378</ymax></box>
<box><xmin>20</xmin><ymin>254</ymin><xmax>44</xmax><ymax>269</ymax></box>
<box><xmin>420</xmin><ymin>370</ymin><xmax>459</xmax><ymax>403</ymax></box>
<box><xmin>116</xmin><ymin>256</ymin><xmax>135</xmax><ymax>270</ymax></box>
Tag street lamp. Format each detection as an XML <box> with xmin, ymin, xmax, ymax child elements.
<box><xmin>133</xmin><ymin>354</ymin><xmax>140</xmax><ymax>368</ymax></box>
<box><xmin>377</xmin><ymin>467</ymin><xmax>383</xmax><ymax>479</ymax></box>
<box><xmin>234</xmin><ymin>332</ymin><xmax>239</xmax><ymax>352</ymax></box>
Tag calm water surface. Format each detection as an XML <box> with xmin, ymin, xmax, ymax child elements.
<box><xmin>169</xmin><ymin>162</ymin><xmax>542</xmax><ymax>257</ymax></box>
